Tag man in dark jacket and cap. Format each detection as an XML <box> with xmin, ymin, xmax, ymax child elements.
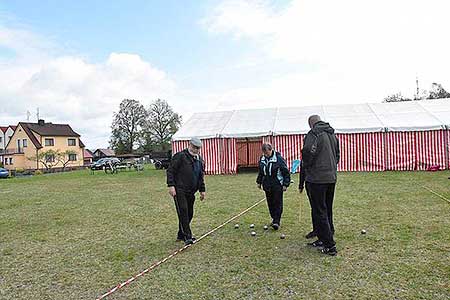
<box><xmin>167</xmin><ymin>137</ymin><xmax>206</xmax><ymax>245</ymax></box>
<box><xmin>301</xmin><ymin>115</ymin><xmax>340</xmax><ymax>256</ymax></box>
<box><xmin>257</xmin><ymin>143</ymin><xmax>291</xmax><ymax>230</ymax></box>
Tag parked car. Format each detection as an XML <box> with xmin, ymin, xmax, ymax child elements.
<box><xmin>151</xmin><ymin>150</ymin><xmax>172</xmax><ymax>170</ymax></box>
<box><xmin>0</xmin><ymin>168</ymin><xmax>9</xmax><ymax>178</ymax></box>
<box><xmin>90</xmin><ymin>157</ymin><xmax>121</xmax><ymax>170</ymax></box>
<box><xmin>154</xmin><ymin>158</ymin><xmax>171</xmax><ymax>169</ymax></box>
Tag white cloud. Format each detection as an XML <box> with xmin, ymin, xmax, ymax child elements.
<box><xmin>0</xmin><ymin>26</ymin><xmax>178</xmax><ymax>149</ymax></box>
<box><xmin>203</xmin><ymin>0</ymin><xmax>450</xmax><ymax>106</ymax></box>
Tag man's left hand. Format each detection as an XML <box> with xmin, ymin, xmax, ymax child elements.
<box><xmin>200</xmin><ymin>192</ymin><xmax>206</xmax><ymax>201</ymax></box>
<box><xmin>282</xmin><ymin>186</ymin><xmax>287</xmax><ymax>192</ymax></box>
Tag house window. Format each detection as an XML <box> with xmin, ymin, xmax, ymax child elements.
<box><xmin>4</xmin><ymin>158</ymin><xmax>8</xmax><ymax>165</ymax></box>
<box><xmin>0</xmin><ymin>137</ymin><xmax>2</xmax><ymax>143</ymax></box>
<box><xmin>68</xmin><ymin>138</ymin><xmax>76</xmax><ymax>146</ymax></box>
<box><xmin>9</xmin><ymin>158</ymin><xmax>13</xmax><ymax>165</ymax></box>
<box><xmin>45</xmin><ymin>138</ymin><xmax>54</xmax><ymax>146</ymax></box>
<box><xmin>45</xmin><ymin>154</ymin><xmax>55</xmax><ymax>163</ymax></box>
<box><xmin>23</xmin><ymin>139</ymin><xmax>28</xmax><ymax>147</ymax></box>
<box><xmin>69</xmin><ymin>154</ymin><xmax>77</xmax><ymax>161</ymax></box>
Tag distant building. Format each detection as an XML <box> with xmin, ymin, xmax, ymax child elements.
<box><xmin>83</xmin><ymin>149</ymin><xmax>94</xmax><ymax>166</ymax></box>
<box><xmin>2</xmin><ymin>120</ymin><xmax>85</xmax><ymax>170</ymax></box>
<box><xmin>93</xmin><ymin>148</ymin><xmax>115</xmax><ymax>159</ymax></box>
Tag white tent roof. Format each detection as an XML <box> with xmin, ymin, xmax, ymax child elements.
<box><xmin>173</xmin><ymin>99</ymin><xmax>450</xmax><ymax>140</ymax></box>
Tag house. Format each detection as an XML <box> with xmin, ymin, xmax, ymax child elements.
<box><xmin>3</xmin><ymin>119</ymin><xmax>85</xmax><ymax>170</ymax></box>
<box><xmin>93</xmin><ymin>148</ymin><xmax>115</xmax><ymax>159</ymax></box>
<box><xmin>83</xmin><ymin>149</ymin><xmax>94</xmax><ymax>166</ymax></box>
<box><xmin>0</xmin><ymin>125</ymin><xmax>16</xmax><ymax>164</ymax></box>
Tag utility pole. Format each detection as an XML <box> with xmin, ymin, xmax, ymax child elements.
<box><xmin>415</xmin><ymin>76</ymin><xmax>420</xmax><ymax>100</ymax></box>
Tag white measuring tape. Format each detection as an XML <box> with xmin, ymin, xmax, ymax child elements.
<box><xmin>96</xmin><ymin>197</ymin><xmax>266</xmax><ymax>300</ymax></box>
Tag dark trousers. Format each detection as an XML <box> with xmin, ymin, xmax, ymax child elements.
<box><xmin>264</xmin><ymin>185</ymin><xmax>284</xmax><ymax>225</ymax></box>
<box><xmin>306</xmin><ymin>182</ymin><xmax>336</xmax><ymax>248</ymax></box>
<box><xmin>173</xmin><ymin>189</ymin><xmax>195</xmax><ymax>240</ymax></box>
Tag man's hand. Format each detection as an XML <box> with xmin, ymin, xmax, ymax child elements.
<box><xmin>168</xmin><ymin>186</ymin><xmax>176</xmax><ymax>197</ymax></box>
<box><xmin>282</xmin><ymin>186</ymin><xmax>287</xmax><ymax>192</ymax></box>
<box><xmin>299</xmin><ymin>187</ymin><xmax>304</xmax><ymax>194</ymax></box>
<box><xmin>200</xmin><ymin>192</ymin><xmax>206</xmax><ymax>201</ymax></box>
<box><xmin>257</xmin><ymin>184</ymin><xmax>262</xmax><ymax>190</ymax></box>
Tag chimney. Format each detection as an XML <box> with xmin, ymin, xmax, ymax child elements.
<box><xmin>38</xmin><ymin>119</ymin><xmax>45</xmax><ymax>126</ymax></box>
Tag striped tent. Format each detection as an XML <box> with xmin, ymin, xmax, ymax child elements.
<box><xmin>172</xmin><ymin>99</ymin><xmax>450</xmax><ymax>175</ymax></box>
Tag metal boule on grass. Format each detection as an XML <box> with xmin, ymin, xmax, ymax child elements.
<box><xmin>234</xmin><ymin>224</ymin><xmax>240</xmax><ymax>229</ymax></box>
<box><xmin>250</xmin><ymin>224</ymin><xmax>255</xmax><ymax>229</ymax></box>
<box><xmin>263</xmin><ymin>225</ymin><xmax>268</xmax><ymax>230</ymax></box>
<box><xmin>361</xmin><ymin>229</ymin><xmax>367</xmax><ymax>234</ymax></box>
<box><xmin>250</xmin><ymin>231</ymin><xmax>256</xmax><ymax>236</ymax></box>
<box><xmin>280</xmin><ymin>234</ymin><xmax>286</xmax><ymax>239</ymax></box>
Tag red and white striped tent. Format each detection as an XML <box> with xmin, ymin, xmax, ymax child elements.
<box><xmin>172</xmin><ymin>99</ymin><xmax>450</xmax><ymax>175</ymax></box>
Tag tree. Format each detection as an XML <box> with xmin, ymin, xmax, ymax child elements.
<box><xmin>383</xmin><ymin>93</ymin><xmax>413</xmax><ymax>103</ymax></box>
<box><xmin>426</xmin><ymin>83</ymin><xmax>450</xmax><ymax>99</ymax></box>
<box><xmin>60</xmin><ymin>150</ymin><xmax>78</xmax><ymax>170</ymax></box>
<box><xmin>28</xmin><ymin>149</ymin><xmax>63</xmax><ymax>171</ymax></box>
<box><xmin>110</xmin><ymin>99</ymin><xmax>147</xmax><ymax>154</ymax></box>
<box><xmin>141</xmin><ymin>99</ymin><xmax>181</xmax><ymax>152</ymax></box>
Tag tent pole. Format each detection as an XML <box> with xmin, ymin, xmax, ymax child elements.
<box><xmin>445</xmin><ymin>127</ymin><xmax>450</xmax><ymax>170</ymax></box>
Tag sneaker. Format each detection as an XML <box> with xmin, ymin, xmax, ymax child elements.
<box><xmin>305</xmin><ymin>231</ymin><xmax>317</xmax><ymax>239</ymax></box>
<box><xmin>307</xmin><ymin>240</ymin><xmax>324</xmax><ymax>248</ymax></box>
<box><xmin>184</xmin><ymin>238</ymin><xmax>194</xmax><ymax>246</ymax></box>
<box><xmin>271</xmin><ymin>223</ymin><xmax>280</xmax><ymax>230</ymax></box>
<box><xmin>320</xmin><ymin>246</ymin><xmax>337</xmax><ymax>256</ymax></box>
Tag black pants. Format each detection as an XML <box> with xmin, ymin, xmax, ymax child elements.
<box><xmin>173</xmin><ymin>189</ymin><xmax>195</xmax><ymax>240</ymax></box>
<box><xmin>264</xmin><ymin>185</ymin><xmax>283</xmax><ymax>225</ymax></box>
<box><xmin>306</xmin><ymin>182</ymin><xmax>336</xmax><ymax>248</ymax></box>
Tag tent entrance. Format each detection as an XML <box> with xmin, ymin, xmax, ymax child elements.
<box><xmin>236</xmin><ymin>138</ymin><xmax>262</xmax><ymax>170</ymax></box>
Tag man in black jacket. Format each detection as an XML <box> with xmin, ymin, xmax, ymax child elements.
<box><xmin>257</xmin><ymin>143</ymin><xmax>291</xmax><ymax>230</ymax></box>
<box><xmin>301</xmin><ymin>115</ymin><xmax>340</xmax><ymax>256</ymax></box>
<box><xmin>167</xmin><ymin>138</ymin><xmax>206</xmax><ymax>245</ymax></box>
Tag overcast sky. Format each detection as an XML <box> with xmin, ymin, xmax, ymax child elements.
<box><xmin>1</xmin><ymin>0</ymin><xmax>449</xmax><ymax>148</ymax></box>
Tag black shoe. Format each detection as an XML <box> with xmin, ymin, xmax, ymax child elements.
<box><xmin>305</xmin><ymin>231</ymin><xmax>317</xmax><ymax>239</ymax></box>
<box><xmin>176</xmin><ymin>234</ymin><xmax>184</xmax><ymax>241</ymax></box>
<box><xmin>271</xmin><ymin>223</ymin><xmax>280</xmax><ymax>230</ymax></box>
<box><xmin>320</xmin><ymin>246</ymin><xmax>337</xmax><ymax>256</ymax></box>
<box><xmin>307</xmin><ymin>240</ymin><xmax>324</xmax><ymax>248</ymax></box>
<box><xmin>184</xmin><ymin>238</ymin><xmax>194</xmax><ymax>246</ymax></box>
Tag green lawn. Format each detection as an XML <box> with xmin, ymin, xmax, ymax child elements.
<box><xmin>0</xmin><ymin>168</ymin><xmax>449</xmax><ymax>300</ymax></box>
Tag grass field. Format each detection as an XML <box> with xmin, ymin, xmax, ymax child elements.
<box><xmin>0</xmin><ymin>167</ymin><xmax>449</xmax><ymax>300</ymax></box>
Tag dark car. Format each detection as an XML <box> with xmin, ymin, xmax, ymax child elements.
<box><xmin>90</xmin><ymin>158</ymin><xmax>121</xmax><ymax>170</ymax></box>
<box><xmin>0</xmin><ymin>168</ymin><xmax>9</xmax><ymax>178</ymax></box>
<box><xmin>152</xmin><ymin>150</ymin><xmax>172</xmax><ymax>170</ymax></box>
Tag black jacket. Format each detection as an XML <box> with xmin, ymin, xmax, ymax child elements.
<box><xmin>167</xmin><ymin>149</ymin><xmax>206</xmax><ymax>193</ymax></box>
<box><xmin>301</xmin><ymin>121</ymin><xmax>340</xmax><ymax>184</ymax></box>
<box><xmin>256</xmin><ymin>151</ymin><xmax>291</xmax><ymax>191</ymax></box>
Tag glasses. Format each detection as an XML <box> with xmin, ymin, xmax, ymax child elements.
<box><xmin>192</xmin><ymin>145</ymin><xmax>201</xmax><ymax>150</ymax></box>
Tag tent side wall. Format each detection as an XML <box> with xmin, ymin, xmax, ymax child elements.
<box><xmin>447</xmin><ymin>130</ymin><xmax>450</xmax><ymax>169</ymax></box>
<box><xmin>414</xmin><ymin>130</ymin><xmax>448</xmax><ymax>170</ymax></box>
<box><xmin>172</xmin><ymin>138</ymin><xmax>237</xmax><ymax>175</ymax></box>
<box><xmin>272</xmin><ymin>135</ymin><xmax>303</xmax><ymax>172</ymax></box>
<box><xmin>172</xmin><ymin>129</ymin><xmax>450</xmax><ymax>175</ymax></box>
